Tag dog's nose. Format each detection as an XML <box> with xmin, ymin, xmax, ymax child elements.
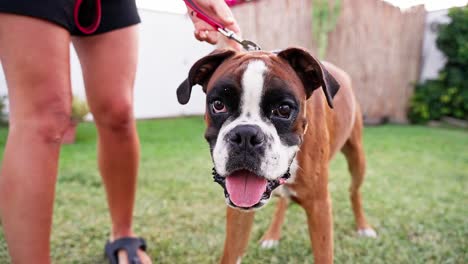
<box><xmin>228</xmin><ymin>125</ymin><xmax>265</xmax><ymax>150</ymax></box>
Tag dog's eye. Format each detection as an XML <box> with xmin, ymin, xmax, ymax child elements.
<box><xmin>272</xmin><ymin>104</ymin><xmax>291</xmax><ymax>119</ymax></box>
<box><xmin>212</xmin><ymin>100</ymin><xmax>227</xmax><ymax>113</ymax></box>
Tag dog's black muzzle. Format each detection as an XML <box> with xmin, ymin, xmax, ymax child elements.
<box><xmin>225</xmin><ymin>124</ymin><xmax>266</xmax><ymax>173</ymax></box>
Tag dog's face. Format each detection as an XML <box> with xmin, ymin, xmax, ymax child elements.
<box><xmin>177</xmin><ymin>47</ymin><xmax>339</xmax><ymax>210</ymax></box>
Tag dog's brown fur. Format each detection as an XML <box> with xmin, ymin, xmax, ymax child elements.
<box><xmin>219</xmin><ymin>62</ymin><xmax>373</xmax><ymax>264</ymax></box>
<box><xmin>177</xmin><ymin>48</ymin><xmax>374</xmax><ymax>264</ymax></box>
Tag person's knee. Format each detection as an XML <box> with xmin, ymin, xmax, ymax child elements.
<box><xmin>92</xmin><ymin>99</ymin><xmax>134</xmax><ymax>132</ymax></box>
<box><xmin>36</xmin><ymin>100</ymin><xmax>71</xmax><ymax>143</ymax></box>
<box><xmin>13</xmin><ymin>99</ymin><xmax>71</xmax><ymax>144</ymax></box>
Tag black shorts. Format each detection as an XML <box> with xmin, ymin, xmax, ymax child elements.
<box><xmin>0</xmin><ymin>0</ymin><xmax>140</xmax><ymax>36</ymax></box>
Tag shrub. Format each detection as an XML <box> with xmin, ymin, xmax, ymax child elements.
<box><xmin>0</xmin><ymin>95</ymin><xmax>7</xmax><ymax>125</ymax></box>
<box><xmin>409</xmin><ymin>6</ymin><xmax>468</xmax><ymax>123</ymax></box>
<box><xmin>71</xmin><ymin>96</ymin><xmax>90</xmax><ymax>122</ymax></box>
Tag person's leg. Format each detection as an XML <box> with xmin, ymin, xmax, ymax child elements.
<box><xmin>72</xmin><ymin>26</ymin><xmax>150</xmax><ymax>263</ymax></box>
<box><xmin>0</xmin><ymin>13</ymin><xmax>71</xmax><ymax>263</ymax></box>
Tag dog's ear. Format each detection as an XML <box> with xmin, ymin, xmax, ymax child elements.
<box><xmin>277</xmin><ymin>47</ymin><xmax>340</xmax><ymax>108</ymax></box>
<box><xmin>177</xmin><ymin>49</ymin><xmax>236</xmax><ymax>105</ymax></box>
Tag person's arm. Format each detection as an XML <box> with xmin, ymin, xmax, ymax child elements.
<box><xmin>186</xmin><ymin>0</ymin><xmax>242</xmax><ymax>50</ymax></box>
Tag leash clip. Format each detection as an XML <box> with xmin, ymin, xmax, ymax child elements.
<box><xmin>218</xmin><ymin>28</ymin><xmax>261</xmax><ymax>51</ymax></box>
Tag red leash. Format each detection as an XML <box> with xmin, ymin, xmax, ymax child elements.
<box><xmin>74</xmin><ymin>0</ymin><xmax>102</xmax><ymax>34</ymax></box>
<box><xmin>184</xmin><ymin>0</ymin><xmax>225</xmax><ymax>30</ymax></box>
<box><xmin>225</xmin><ymin>0</ymin><xmax>256</xmax><ymax>7</ymax></box>
<box><xmin>183</xmin><ymin>0</ymin><xmax>261</xmax><ymax>51</ymax></box>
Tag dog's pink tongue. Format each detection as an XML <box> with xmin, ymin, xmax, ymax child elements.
<box><xmin>226</xmin><ymin>170</ymin><xmax>267</xmax><ymax>208</ymax></box>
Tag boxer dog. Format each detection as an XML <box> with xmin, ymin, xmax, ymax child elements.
<box><xmin>177</xmin><ymin>47</ymin><xmax>376</xmax><ymax>264</ymax></box>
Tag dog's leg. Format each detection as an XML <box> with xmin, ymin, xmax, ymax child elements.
<box><xmin>302</xmin><ymin>188</ymin><xmax>334</xmax><ymax>264</ymax></box>
<box><xmin>220</xmin><ymin>206</ymin><xmax>255</xmax><ymax>264</ymax></box>
<box><xmin>259</xmin><ymin>196</ymin><xmax>289</xmax><ymax>249</ymax></box>
<box><xmin>341</xmin><ymin>112</ymin><xmax>377</xmax><ymax>238</ymax></box>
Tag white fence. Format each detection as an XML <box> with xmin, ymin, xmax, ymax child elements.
<box><xmin>419</xmin><ymin>9</ymin><xmax>450</xmax><ymax>82</ymax></box>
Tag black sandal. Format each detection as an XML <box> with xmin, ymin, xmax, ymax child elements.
<box><xmin>104</xmin><ymin>237</ymin><xmax>147</xmax><ymax>264</ymax></box>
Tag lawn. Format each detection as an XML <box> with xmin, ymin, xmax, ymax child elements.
<box><xmin>0</xmin><ymin>117</ymin><xmax>467</xmax><ymax>263</ymax></box>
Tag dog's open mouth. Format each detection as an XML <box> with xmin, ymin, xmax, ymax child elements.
<box><xmin>213</xmin><ymin>168</ymin><xmax>290</xmax><ymax>210</ymax></box>
<box><xmin>226</xmin><ymin>170</ymin><xmax>267</xmax><ymax>208</ymax></box>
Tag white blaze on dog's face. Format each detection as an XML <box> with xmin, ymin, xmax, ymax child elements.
<box><xmin>176</xmin><ymin>48</ymin><xmax>339</xmax><ymax>210</ymax></box>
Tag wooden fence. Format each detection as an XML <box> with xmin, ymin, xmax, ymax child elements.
<box><xmin>227</xmin><ymin>0</ymin><xmax>426</xmax><ymax>123</ymax></box>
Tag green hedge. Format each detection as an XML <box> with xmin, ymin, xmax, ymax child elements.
<box><xmin>409</xmin><ymin>6</ymin><xmax>468</xmax><ymax>123</ymax></box>
<box><xmin>0</xmin><ymin>95</ymin><xmax>7</xmax><ymax>125</ymax></box>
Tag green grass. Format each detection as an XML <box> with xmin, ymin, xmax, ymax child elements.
<box><xmin>0</xmin><ymin>117</ymin><xmax>467</xmax><ymax>263</ymax></box>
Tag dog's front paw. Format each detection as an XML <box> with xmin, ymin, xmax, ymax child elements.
<box><xmin>357</xmin><ymin>228</ymin><xmax>377</xmax><ymax>238</ymax></box>
<box><xmin>260</xmin><ymin>239</ymin><xmax>279</xmax><ymax>249</ymax></box>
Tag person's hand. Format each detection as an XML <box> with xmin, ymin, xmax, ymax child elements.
<box><xmin>186</xmin><ymin>0</ymin><xmax>242</xmax><ymax>50</ymax></box>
